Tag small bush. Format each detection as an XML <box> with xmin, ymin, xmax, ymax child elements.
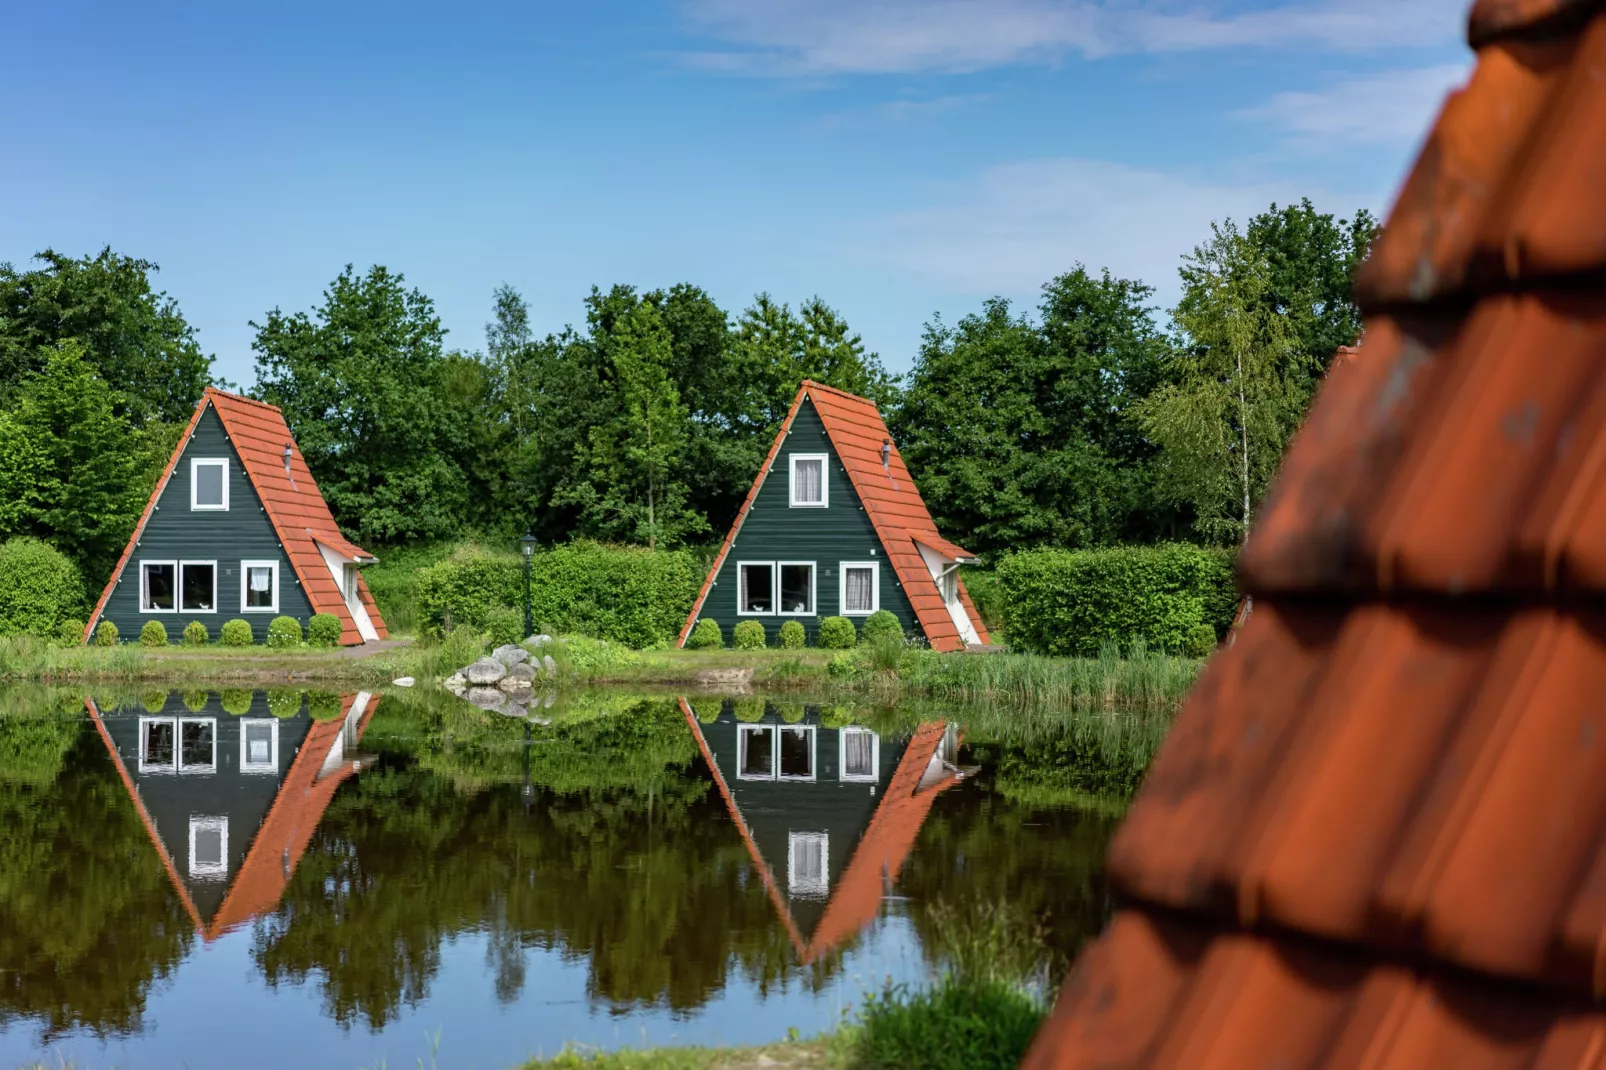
<box><xmin>818</xmin><ymin>616</ymin><xmax>857</xmax><ymax>649</ymax></box>
<box><xmin>140</xmin><ymin>689</ymin><xmax>169</xmax><ymax>713</ymax></box>
<box><xmin>182</xmin><ymin>620</ymin><xmax>209</xmax><ymax>647</ymax></box>
<box><xmin>778</xmin><ymin>619</ymin><xmax>806</xmax><ymax>649</ymax></box>
<box><xmin>733</xmin><ymin>697</ymin><xmax>767</xmax><ymax>722</ymax></box>
<box><xmin>853</xmin><ymin>977</ymin><xmax>1045</xmax><ymax>1070</ymax></box>
<box><xmin>267</xmin><ymin>616</ymin><xmax>302</xmax><ymax>648</ymax></box>
<box><xmin>483</xmin><ymin>604</ymin><xmax>524</xmax><ymax>648</ymax></box>
<box><xmin>553</xmin><ymin>634</ymin><xmax>640</xmax><ymax>676</ymax></box>
<box><xmin>685</xmin><ymin>618</ymin><xmax>722</xmax><ymax>650</ymax></box>
<box><xmin>1185</xmin><ymin>621</ymin><xmax>1218</xmax><ymax>658</ymax></box>
<box><xmin>182</xmin><ymin>689</ymin><xmax>209</xmax><ymax>712</ymax></box>
<box><xmin>220</xmin><ymin>619</ymin><xmax>253</xmax><ymax>646</ymax></box>
<box><xmin>0</xmin><ymin>537</ymin><xmax>86</xmax><ymax>638</ymax></box>
<box><xmin>94</xmin><ymin>620</ymin><xmax>119</xmax><ymax>646</ymax></box>
<box><xmin>732</xmin><ymin>620</ymin><xmax>766</xmax><ymax>650</ymax></box>
<box><xmin>867</xmin><ymin>632</ymin><xmax>905</xmax><ymax>673</ymax></box>
<box><xmin>307</xmin><ymin>690</ymin><xmax>343</xmax><ymax>721</ymax></box>
<box><xmin>267</xmin><ymin>689</ymin><xmax>303</xmax><ymax>719</ymax></box>
<box><xmin>307</xmin><ymin>614</ymin><xmax>343</xmax><ymax>648</ymax></box>
<box><xmin>221</xmin><ymin>689</ymin><xmax>253</xmax><ymax>716</ymax></box>
<box><xmin>138</xmin><ymin>620</ymin><xmax>168</xmax><ymax>647</ymax></box>
<box><xmin>862</xmin><ymin>609</ymin><xmax>903</xmax><ymax>645</ymax></box>
<box><xmin>57</xmin><ymin>619</ymin><xmax>86</xmax><ymax>646</ymax></box>
<box><xmin>827</xmin><ymin>652</ymin><xmax>862</xmax><ymax>680</ymax></box>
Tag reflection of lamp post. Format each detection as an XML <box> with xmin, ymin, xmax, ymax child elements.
<box><xmin>522</xmin><ymin>722</ymin><xmax>533</xmax><ymax>814</ymax></box>
<box><xmin>520</xmin><ymin>530</ymin><xmax>537</xmax><ymax>639</ymax></box>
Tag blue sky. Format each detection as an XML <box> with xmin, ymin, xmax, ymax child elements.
<box><xmin>3</xmin><ymin>0</ymin><xmax>1469</xmax><ymax>386</ymax></box>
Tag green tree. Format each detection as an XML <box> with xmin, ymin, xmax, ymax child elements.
<box><xmin>0</xmin><ymin>248</ymin><xmax>212</xmax><ymax>425</ymax></box>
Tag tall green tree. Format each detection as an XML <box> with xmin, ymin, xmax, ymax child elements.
<box><xmin>0</xmin><ymin>248</ymin><xmax>212</xmax><ymax>425</ymax></box>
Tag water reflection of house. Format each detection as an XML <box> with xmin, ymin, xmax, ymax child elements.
<box><xmin>679</xmin><ymin>698</ymin><xmax>964</xmax><ymax>963</ymax></box>
<box><xmin>87</xmin><ymin>691</ymin><xmax>379</xmax><ymax>940</ymax></box>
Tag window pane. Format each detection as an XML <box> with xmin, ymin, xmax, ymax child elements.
<box><xmin>181</xmin><ymin>721</ymin><xmax>214</xmax><ymax>769</ymax></box>
<box><xmin>181</xmin><ymin>564</ymin><xmax>214</xmax><ymax>611</ymax></box>
<box><xmin>793</xmin><ymin>458</ymin><xmax>823</xmax><ymax>504</ymax></box>
<box><xmin>194</xmin><ymin>827</ymin><xmax>223</xmax><ymax>867</ymax></box>
<box><xmin>780</xmin><ymin>564</ymin><xmax>813</xmax><ymax>614</ymax></box>
<box><xmin>788</xmin><ymin>832</ymin><xmax>828</xmax><ymax>897</ymax></box>
<box><xmin>245</xmin><ymin>724</ymin><xmax>273</xmax><ymax>766</ymax></box>
<box><xmin>246</xmin><ymin>566</ymin><xmax>274</xmax><ymax>608</ymax></box>
<box><xmin>779</xmin><ymin>727</ymin><xmax>813</xmax><ymax>779</ymax></box>
<box><xmin>195</xmin><ymin>463</ymin><xmax>224</xmax><ymax>506</ymax></box>
<box><xmin>143</xmin><ymin>564</ymin><xmax>175</xmax><ymax>611</ymax></box>
<box><xmin>740</xmin><ymin>726</ymin><xmax>773</xmax><ymax>778</ymax></box>
<box><xmin>143</xmin><ymin>721</ymin><xmax>174</xmax><ymax>766</ymax></box>
<box><xmin>845</xmin><ymin>567</ymin><xmax>873</xmax><ymax>613</ymax></box>
<box><xmin>844</xmin><ymin>730</ymin><xmax>874</xmax><ymax>777</ymax></box>
<box><xmin>941</xmin><ymin>570</ymin><xmax>958</xmax><ymax>604</ymax></box>
<box><xmin>740</xmin><ymin>564</ymin><xmax>773</xmax><ymax>613</ymax></box>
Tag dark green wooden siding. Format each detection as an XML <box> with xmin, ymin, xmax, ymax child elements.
<box><xmin>97</xmin><ymin>405</ymin><xmax>315</xmax><ymax>644</ymax></box>
<box><xmin>691</xmin><ymin>399</ymin><xmax>919</xmax><ymax>646</ymax></box>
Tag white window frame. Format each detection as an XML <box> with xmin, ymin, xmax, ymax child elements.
<box><xmin>839</xmin><ymin>562</ymin><xmax>880</xmax><ymax>616</ymax></box>
<box><xmin>738</xmin><ymin>724</ymin><xmax>777</xmax><ymax>781</ymax></box>
<box><xmin>737</xmin><ymin>560</ymin><xmax>777</xmax><ymax>616</ymax></box>
<box><xmin>777</xmin><ymin>724</ymin><xmax>817</xmax><ymax>782</ymax></box>
<box><xmin>190</xmin><ymin>458</ymin><xmax>229</xmax><ymax>511</ymax></box>
<box><xmin>188</xmin><ymin>815</ymin><xmax>229</xmax><ymax>879</ymax></box>
<box><xmin>788</xmin><ymin>454</ymin><xmax>828</xmax><ymax>508</ymax></box>
<box><xmin>179</xmin><ymin>560</ymin><xmax>219</xmax><ymax>614</ymax></box>
<box><xmin>839</xmin><ymin>727</ymin><xmax>881</xmax><ymax>783</ymax></box>
<box><xmin>139</xmin><ymin>560</ymin><xmax>178</xmax><ymax>614</ymax></box>
<box><xmin>787</xmin><ymin>831</ymin><xmax>829</xmax><ymax>898</ymax></box>
<box><xmin>138</xmin><ymin>716</ymin><xmax>177</xmax><ymax>774</ymax></box>
<box><xmin>178</xmin><ymin>717</ymin><xmax>217</xmax><ymax>775</ymax></box>
<box><xmin>240</xmin><ymin>560</ymin><xmax>280</xmax><ymax>613</ymax></box>
<box><xmin>777</xmin><ymin>561</ymin><xmax>817</xmax><ymax>616</ymax></box>
<box><xmin>240</xmin><ymin>718</ymin><xmax>279</xmax><ymax>774</ymax></box>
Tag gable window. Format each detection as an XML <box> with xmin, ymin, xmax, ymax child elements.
<box><xmin>139</xmin><ymin>717</ymin><xmax>177</xmax><ymax>773</ymax></box>
<box><xmin>241</xmin><ymin>560</ymin><xmax>279</xmax><ymax>612</ymax></box>
<box><xmin>840</xmin><ymin>562</ymin><xmax>879</xmax><ymax>615</ymax></box>
<box><xmin>180</xmin><ymin>561</ymin><xmax>217</xmax><ymax>612</ymax></box>
<box><xmin>240</xmin><ymin>719</ymin><xmax>278</xmax><ymax>773</ymax></box>
<box><xmin>840</xmin><ymin>727</ymin><xmax>879</xmax><ymax>783</ymax></box>
<box><xmin>788</xmin><ymin>831</ymin><xmax>829</xmax><ymax>898</ymax></box>
<box><xmin>189</xmin><ymin>816</ymin><xmax>229</xmax><ymax>879</ymax></box>
<box><xmin>778</xmin><ymin>563</ymin><xmax>815</xmax><ymax>615</ymax></box>
<box><xmin>140</xmin><ymin>561</ymin><xmax>177</xmax><ymax>613</ymax></box>
<box><xmin>779</xmin><ymin>725</ymin><xmax>816</xmax><ymax>781</ymax></box>
<box><xmin>789</xmin><ymin>454</ymin><xmax>827</xmax><ymax>508</ymax></box>
<box><xmin>738</xmin><ymin>562</ymin><xmax>775</xmax><ymax>614</ymax></box>
<box><xmin>191</xmin><ymin>458</ymin><xmax>229</xmax><ymax>511</ymax></box>
<box><xmin>940</xmin><ymin>568</ymin><xmax>959</xmax><ymax>605</ymax></box>
<box><xmin>179</xmin><ymin>718</ymin><xmax>216</xmax><ymax>774</ymax></box>
<box><xmin>738</xmin><ymin>724</ymin><xmax>775</xmax><ymax>780</ymax></box>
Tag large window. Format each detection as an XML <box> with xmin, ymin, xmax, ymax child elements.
<box><xmin>241</xmin><ymin>560</ymin><xmax>279</xmax><ymax>612</ymax></box>
<box><xmin>240</xmin><ymin>719</ymin><xmax>278</xmax><ymax>773</ymax></box>
<box><xmin>788</xmin><ymin>832</ymin><xmax>829</xmax><ymax>898</ymax></box>
<box><xmin>778</xmin><ymin>563</ymin><xmax>815</xmax><ymax>615</ymax></box>
<box><xmin>738</xmin><ymin>562</ymin><xmax>775</xmax><ymax>615</ymax></box>
<box><xmin>190</xmin><ymin>458</ymin><xmax>228</xmax><ymax>511</ymax></box>
<box><xmin>140</xmin><ymin>561</ymin><xmax>177</xmax><ymax>613</ymax></box>
<box><xmin>778</xmin><ymin>725</ymin><xmax>815</xmax><ymax>781</ymax></box>
<box><xmin>179</xmin><ymin>718</ymin><xmax>216</xmax><ymax>774</ymax></box>
<box><xmin>739</xmin><ymin>724</ymin><xmax>815</xmax><ymax>781</ymax></box>
<box><xmin>840</xmin><ymin>562</ymin><xmax>879</xmax><ymax>615</ymax></box>
<box><xmin>189</xmin><ymin>816</ymin><xmax>229</xmax><ymax>879</ymax></box>
<box><xmin>180</xmin><ymin>561</ymin><xmax>217</xmax><ymax>613</ymax></box>
<box><xmin>789</xmin><ymin>454</ymin><xmax>827</xmax><ymax>507</ymax></box>
<box><xmin>139</xmin><ymin>717</ymin><xmax>176</xmax><ymax>774</ymax></box>
<box><xmin>840</xmin><ymin>727</ymin><xmax>880</xmax><ymax>782</ymax></box>
<box><xmin>738</xmin><ymin>724</ymin><xmax>775</xmax><ymax>780</ymax></box>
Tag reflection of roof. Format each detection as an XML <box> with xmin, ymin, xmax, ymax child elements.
<box><xmin>86</xmin><ymin>694</ymin><xmax>379</xmax><ymax>941</ymax></box>
<box><xmin>677</xmin><ymin>381</ymin><xmax>989</xmax><ymax>652</ymax></box>
<box><xmin>678</xmin><ymin>700</ymin><xmax>961</xmax><ymax>963</ymax></box>
<box><xmin>1027</xmin><ymin>6</ymin><xmax>1606</xmax><ymax>1067</ymax></box>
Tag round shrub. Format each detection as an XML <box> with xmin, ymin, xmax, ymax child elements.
<box><xmin>0</xmin><ymin>537</ymin><xmax>85</xmax><ymax>638</ymax></box>
<box><xmin>818</xmin><ymin>616</ymin><xmax>857</xmax><ymax>650</ymax></box>
<box><xmin>1185</xmin><ymin>622</ymin><xmax>1218</xmax><ymax>658</ymax></box>
<box><xmin>307</xmin><ymin>613</ymin><xmax>343</xmax><ymax>648</ymax></box>
<box><xmin>221</xmin><ymin>689</ymin><xmax>253</xmax><ymax>716</ymax></box>
<box><xmin>138</xmin><ymin>620</ymin><xmax>168</xmax><ymax>647</ymax></box>
<box><xmin>267</xmin><ymin>615</ymin><xmax>303</xmax><ymax>648</ymax></box>
<box><xmin>308</xmin><ymin>690</ymin><xmax>343</xmax><ymax>721</ymax></box>
<box><xmin>182</xmin><ymin>689</ymin><xmax>209</xmax><ymax>712</ymax></box>
<box><xmin>57</xmin><ymin>619</ymin><xmax>86</xmax><ymax>646</ymax></box>
<box><xmin>734</xmin><ymin>697</ymin><xmax>767</xmax><ymax>722</ymax></box>
<box><xmin>861</xmin><ymin>609</ymin><xmax>903</xmax><ymax>645</ymax></box>
<box><xmin>685</xmin><ymin>618</ymin><xmax>723</xmax><ymax>650</ymax></box>
<box><xmin>778</xmin><ymin>702</ymin><xmax>806</xmax><ymax>724</ymax></box>
<box><xmin>221</xmin><ymin>619</ymin><xmax>253</xmax><ymax>646</ymax></box>
<box><xmin>267</xmin><ymin>689</ymin><xmax>303</xmax><ymax>719</ymax></box>
<box><xmin>141</xmin><ymin>689</ymin><xmax>170</xmax><ymax>714</ymax></box>
<box><xmin>182</xmin><ymin>620</ymin><xmax>209</xmax><ymax>647</ymax></box>
<box><xmin>778</xmin><ymin>620</ymin><xmax>806</xmax><ymax>649</ymax></box>
<box><xmin>732</xmin><ymin>620</ymin><xmax>767</xmax><ymax>651</ymax></box>
<box><xmin>94</xmin><ymin>620</ymin><xmax>119</xmax><ymax>646</ymax></box>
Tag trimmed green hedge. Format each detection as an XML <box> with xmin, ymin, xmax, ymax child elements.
<box><xmin>139</xmin><ymin>621</ymin><xmax>168</xmax><ymax>648</ymax></box>
<box><xmin>862</xmin><ymin>609</ymin><xmax>903</xmax><ymax>645</ymax></box>
<box><xmin>778</xmin><ymin>619</ymin><xmax>806</xmax><ymax>649</ymax></box>
<box><xmin>995</xmin><ymin>544</ymin><xmax>1236</xmax><ymax>657</ymax></box>
<box><xmin>307</xmin><ymin>614</ymin><xmax>342</xmax><ymax>648</ymax></box>
<box><xmin>732</xmin><ymin>620</ymin><xmax>766</xmax><ymax>650</ymax></box>
<box><xmin>267</xmin><ymin>616</ymin><xmax>302</xmax><ymax>648</ymax></box>
<box><xmin>415</xmin><ymin>540</ymin><xmax>702</xmax><ymax>649</ymax></box>
<box><xmin>221</xmin><ymin>619</ymin><xmax>253</xmax><ymax>646</ymax></box>
<box><xmin>685</xmin><ymin>618</ymin><xmax>722</xmax><ymax>649</ymax></box>
<box><xmin>819</xmin><ymin>616</ymin><xmax>857</xmax><ymax>649</ymax></box>
<box><xmin>93</xmin><ymin>620</ymin><xmax>118</xmax><ymax>646</ymax></box>
<box><xmin>182</xmin><ymin>621</ymin><xmax>209</xmax><ymax>647</ymax></box>
<box><xmin>0</xmin><ymin>537</ymin><xmax>85</xmax><ymax>638</ymax></box>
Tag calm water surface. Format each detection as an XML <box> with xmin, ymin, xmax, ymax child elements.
<box><xmin>0</xmin><ymin>687</ymin><xmax>1150</xmax><ymax>1070</ymax></box>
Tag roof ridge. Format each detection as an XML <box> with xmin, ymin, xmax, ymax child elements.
<box><xmin>799</xmin><ymin>379</ymin><xmax>873</xmax><ymax>405</ymax></box>
<box><xmin>204</xmin><ymin>386</ymin><xmax>283</xmax><ymax>412</ymax></box>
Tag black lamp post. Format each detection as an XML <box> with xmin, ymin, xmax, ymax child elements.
<box><xmin>520</xmin><ymin>530</ymin><xmax>537</xmax><ymax>639</ymax></box>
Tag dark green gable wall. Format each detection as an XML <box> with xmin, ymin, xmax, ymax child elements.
<box><xmin>693</xmin><ymin>399</ymin><xmax>919</xmax><ymax>646</ymax></box>
<box><xmin>97</xmin><ymin>405</ymin><xmax>314</xmax><ymax>644</ymax></box>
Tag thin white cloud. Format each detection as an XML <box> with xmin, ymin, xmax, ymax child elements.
<box><xmin>682</xmin><ymin>0</ymin><xmax>1465</xmax><ymax>76</ymax></box>
<box><xmin>1237</xmin><ymin>63</ymin><xmax>1470</xmax><ymax>147</ymax></box>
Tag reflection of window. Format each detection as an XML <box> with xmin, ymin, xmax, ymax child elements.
<box><xmin>189</xmin><ymin>816</ymin><xmax>228</xmax><ymax>879</ymax></box>
<box><xmin>179</xmin><ymin>719</ymin><xmax>216</xmax><ymax>774</ymax></box>
<box><xmin>779</xmin><ymin>563</ymin><xmax>815</xmax><ymax>615</ymax></box>
<box><xmin>738</xmin><ymin>562</ymin><xmax>775</xmax><ymax>615</ymax></box>
<box><xmin>191</xmin><ymin>458</ymin><xmax>228</xmax><ymax>510</ymax></box>
<box><xmin>140</xmin><ymin>717</ymin><xmax>176</xmax><ymax>773</ymax></box>
<box><xmin>790</xmin><ymin>455</ymin><xmax>827</xmax><ymax>507</ymax></box>
<box><xmin>788</xmin><ymin>832</ymin><xmax>828</xmax><ymax>898</ymax></box>
<box><xmin>841</xmin><ymin>563</ymin><xmax>878</xmax><ymax>615</ymax></box>
<box><xmin>141</xmin><ymin>562</ymin><xmax>177</xmax><ymax>613</ymax></box>
<box><xmin>241</xmin><ymin>560</ymin><xmax>278</xmax><ymax>612</ymax></box>
<box><xmin>738</xmin><ymin>724</ymin><xmax>775</xmax><ymax>780</ymax></box>
<box><xmin>779</xmin><ymin>725</ymin><xmax>815</xmax><ymax>781</ymax></box>
<box><xmin>180</xmin><ymin>562</ymin><xmax>216</xmax><ymax>612</ymax></box>
<box><xmin>240</xmin><ymin>719</ymin><xmax>278</xmax><ymax>773</ymax></box>
<box><xmin>840</xmin><ymin>727</ymin><xmax>879</xmax><ymax>782</ymax></box>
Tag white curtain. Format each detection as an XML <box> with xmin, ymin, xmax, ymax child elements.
<box><xmin>845</xmin><ymin>568</ymin><xmax>872</xmax><ymax>613</ymax></box>
<box><xmin>796</xmin><ymin>459</ymin><xmax>822</xmax><ymax>503</ymax></box>
<box><xmin>844</xmin><ymin>731</ymin><xmax>873</xmax><ymax>776</ymax></box>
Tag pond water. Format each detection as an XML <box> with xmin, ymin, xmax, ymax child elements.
<box><xmin>0</xmin><ymin>686</ymin><xmax>1162</xmax><ymax>1070</ymax></box>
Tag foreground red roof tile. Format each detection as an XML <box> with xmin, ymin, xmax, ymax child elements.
<box><xmin>1028</xmin><ymin>2</ymin><xmax>1606</xmax><ymax>1065</ymax></box>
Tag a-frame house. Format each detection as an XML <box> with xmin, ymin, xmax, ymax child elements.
<box><xmin>88</xmin><ymin>387</ymin><xmax>388</xmax><ymax>646</ymax></box>
<box><xmin>680</xmin><ymin>381</ymin><xmax>989</xmax><ymax>651</ymax></box>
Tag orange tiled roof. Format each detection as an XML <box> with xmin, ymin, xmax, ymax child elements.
<box><xmin>1027</xmin><ymin>3</ymin><xmax>1606</xmax><ymax>1066</ymax></box>
<box><xmin>677</xmin><ymin>381</ymin><xmax>989</xmax><ymax>651</ymax></box>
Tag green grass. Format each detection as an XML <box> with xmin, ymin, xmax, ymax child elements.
<box><xmin>522</xmin><ymin>1041</ymin><xmax>843</xmax><ymax>1069</ymax></box>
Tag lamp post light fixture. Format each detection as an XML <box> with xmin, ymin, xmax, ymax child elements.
<box><xmin>520</xmin><ymin>530</ymin><xmax>537</xmax><ymax>639</ymax></box>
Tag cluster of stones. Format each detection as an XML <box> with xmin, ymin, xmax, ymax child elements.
<box><xmin>443</xmin><ymin>635</ymin><xmax>560</xmax><ymax>718</ymax></box>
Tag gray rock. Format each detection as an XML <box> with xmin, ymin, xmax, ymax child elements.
<box><xmin>465</xmin><ymin>657</ymin><xmax>507</xmax><ymax>685</ymax></box>
<box><xmin>391</xmin><ymin>676</ymin><xmax>416</xmax><ymax>687</ymax></box>
<box><xmin>466</xmin><ymin>686</ymin><xmax>506</xmax><ymax>709</ymax></box>
<box><xmin>508</xmin><ymin>661</ymin><xmax>537</xmax><ymax>681</ymax></box>
<box><xmin>443</xmin><ymin>672</ymin><xmax>467</xmax><ymax>694</ymax></box>
<box><xmin>497</xmin><ymin>674</ymin><xmax>532</xmax><ymax>693</ymax></box>
<box><xmin>493</xmin><ymin>644</ymin><xmax>530</xmax><ymax>668</ymax></box>
<box><xmin>541</xmin><ymin>654</ymin><xmax>558</xmax><ymax>675</ymax></box>
<box><xmin>525</xmin><ymin>634</ymin><xmax>554</xmax><ymax>648</ymax></box>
